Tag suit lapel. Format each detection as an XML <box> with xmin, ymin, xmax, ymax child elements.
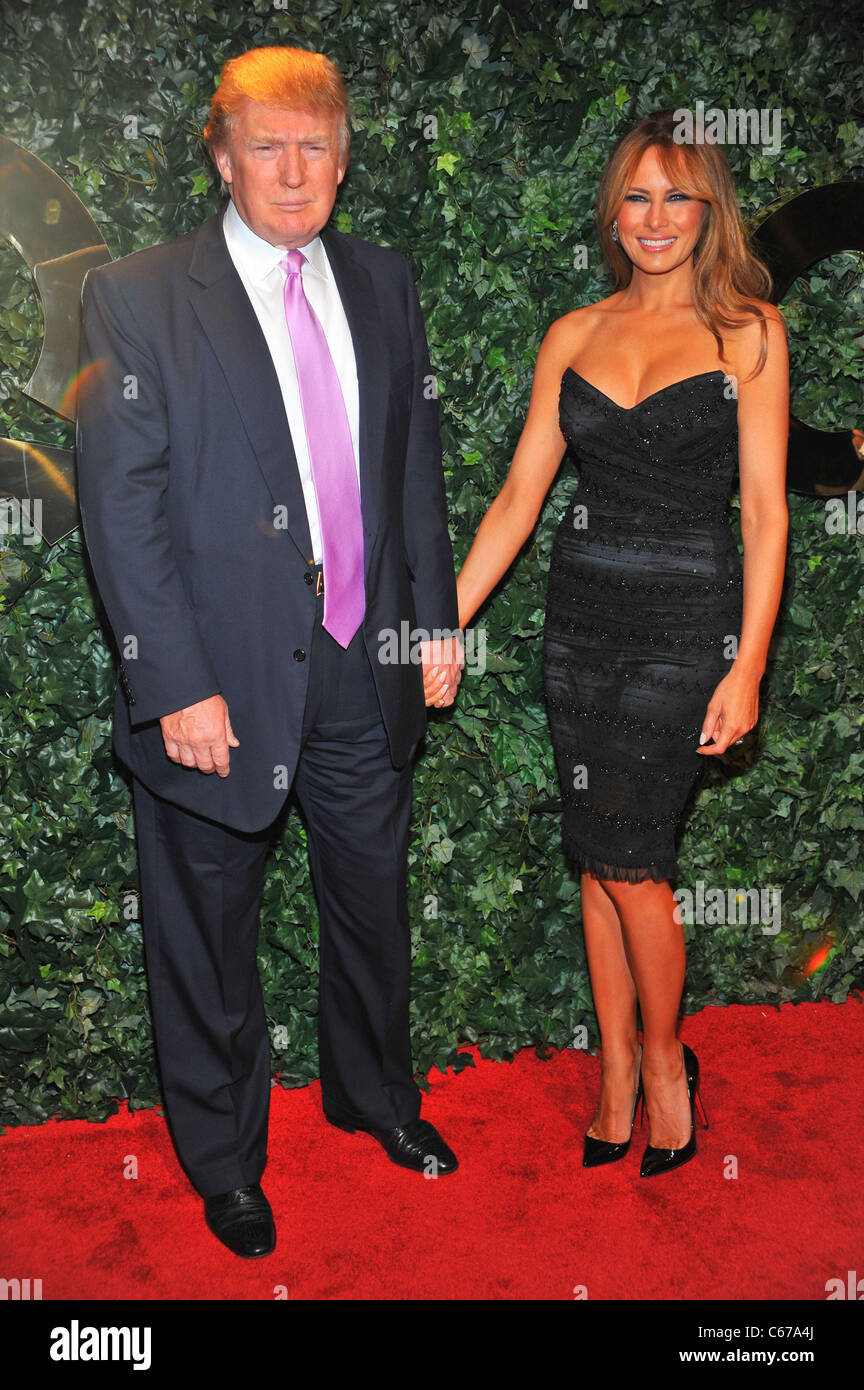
<box><xmin>185</xmin><ymin>210</ymin><xmax>387</xmax><ymax>571</ymax></box>
<box><xmin>186</xmin><ymin>211</ymin><xmax>312</xmax><ymax>562</ymax></box>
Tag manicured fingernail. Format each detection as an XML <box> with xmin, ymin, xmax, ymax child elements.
<box><xmin>699</xmin><ymin>733</ymin><xmax>707</xmax><ymax>745</ymax></box>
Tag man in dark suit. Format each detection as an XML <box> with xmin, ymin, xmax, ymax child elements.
<box><xmin>75</xmin><ymin>45</ymin><xmax>464</xmax><ymax>1258</ymax></box>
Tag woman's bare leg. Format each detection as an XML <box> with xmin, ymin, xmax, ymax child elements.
<box><xmin>599</xmin><ymin>876</ymin><xmax>692</xmax><ymax>1148</ymax></box>
<box><xmin>580</xmin><ymin>870</ymin><xmax>641</xmax><ymax>1142</ymax></box>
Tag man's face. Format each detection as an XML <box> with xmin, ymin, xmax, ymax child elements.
<box><xmin>214</xmin><ymin>99</ymin><xmax>346</xmax><ymax>249</ymax></box>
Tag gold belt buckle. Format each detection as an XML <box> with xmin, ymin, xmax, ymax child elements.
<box><xmin>316</xmin><ymin>568</ymin><xmax>324</xmax><ymax>597</ymax></box>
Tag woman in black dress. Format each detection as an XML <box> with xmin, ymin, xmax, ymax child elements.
<box><xmin>453</xmin><ymin>111</ymin><xmax>788</xmax><ymax>1176</ymax></box>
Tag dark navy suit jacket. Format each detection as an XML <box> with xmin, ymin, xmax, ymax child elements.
<box><xmin>75</xmin><ymin>208</ymin><xmax>458</xmax><ymax>832</ymax></box>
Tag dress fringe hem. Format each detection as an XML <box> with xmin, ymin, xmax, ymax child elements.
<box><xmin>562</xmin><ymin>835</ymin><xmax>678</xmax><ymax>885</ymax></box>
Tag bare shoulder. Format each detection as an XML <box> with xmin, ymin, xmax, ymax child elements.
<box><xmin>539</xmin><ymin>296</ymin><xmax>617</xmax><ymax>365</ymax></box>
<box><xmin>727</xmin><ymin>298</ymin><xmax>788</xmax><ymax>384</ymax></box>
<box><xmin>731</xmin><ymin>298</ymin><xmax>785</xmax><ymax>335</ymax></box>
<box><xmin>733</xmin><ymin>297</ymin><xmax>785</xmax><ymax>329</ymax></box>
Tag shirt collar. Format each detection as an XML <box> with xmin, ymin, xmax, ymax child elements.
<box><xmin>222</xmin><ymin>198</ymin><xmax>329</xmax><ymax>286</ymax></box>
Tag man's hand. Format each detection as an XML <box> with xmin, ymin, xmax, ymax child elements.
<box><xmin>420</xmin><ymin>634</ymin><xmax>465</xmax><ymax>708</ymax></box>
<box><xmin>160</xmin><ymin>694</ymin><xmax>239</xmax><ymax>776</ymax></box>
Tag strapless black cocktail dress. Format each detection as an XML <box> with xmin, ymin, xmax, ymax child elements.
<box><xmin>542</xmin><ymin>368</ymin><xmax>743</xmax><ymax>883</ymax></box>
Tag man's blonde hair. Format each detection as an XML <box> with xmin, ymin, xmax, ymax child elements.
<box><xmin>203</xmin><ymin>45</ymin><xmax>350</xmax><ymax>194</ymax></box>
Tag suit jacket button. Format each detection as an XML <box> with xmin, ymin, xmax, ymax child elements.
<box><xmin>293</xmin><ymin>649</ymin><xmax>306</xmax><ymax>662</ymax></box>
<box><xmin>303</xmin><ymin>572</ymin><xmax>313</xmax><ymax>585</ymax></box>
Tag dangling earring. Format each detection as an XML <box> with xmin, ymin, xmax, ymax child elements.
<box><xmin>611</xmin><ymin>219</ymin><xmax>619</xmax><ymax>243</ymax></box>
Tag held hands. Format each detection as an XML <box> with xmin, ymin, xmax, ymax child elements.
<box><xmin>160</xmin><ymin>693</ymin><xmax>239</xmax><ymax>776</ymax></box>
<box><xmin>420</xmin><ymin>634</ymin><xmax>465</xmax><ymax>708</ymax></box>
<box><xmin>697</xmin><ymin>665</ymin><xmax>760</xmax><ymax>755</ymax></box>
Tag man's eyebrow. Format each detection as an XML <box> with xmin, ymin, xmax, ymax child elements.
<box><xmin>246</xmin><ymin>131</ymin><xmax>332</xmax><ymax>143</ymax></box>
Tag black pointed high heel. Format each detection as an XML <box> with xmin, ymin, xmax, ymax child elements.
<box><xmin>583</xmin><ymin>1045</ymin><xmax>644</xmax><ymax>1168</ymax></box>
<box><xmin>639</xmin><ymin>1041</ymin><xmax>709</xmax><ymax>1178</ymax></box>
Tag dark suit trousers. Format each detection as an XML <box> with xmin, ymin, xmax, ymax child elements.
<box><xmin>130</xmin><ymin>586</ymin><xmax>421</xmax><ymax>1198</ymax></box>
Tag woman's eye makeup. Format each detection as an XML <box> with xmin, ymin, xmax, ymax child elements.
<box><xmin>624</xmin><ymin>191</ymin><xmax>691</xmax><ymax>201</ymax></box>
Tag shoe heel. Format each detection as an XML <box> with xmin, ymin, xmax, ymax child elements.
<box><xmin>681</xmin><ymin>1042</ymin><xmax>709</xmax><ymax>1129</ymax></box>
<box><xmin>694</xmin><ymin>1087</ymin><xmax>709</xmax><ymax>1129</ymax></box>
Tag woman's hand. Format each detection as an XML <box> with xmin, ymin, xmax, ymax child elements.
<box><xmin>697</xmin><ymin>664</ymin><xmax>761</xmax><ymax>755</ymax></box>
<box><xmin>420</xmin><ymin>634</ymin><xmax>465</xmax><ymax>708</ymax></box>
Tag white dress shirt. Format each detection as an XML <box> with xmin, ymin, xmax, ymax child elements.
<box><xmin>222</xmin><ymin>197</ymin><xmax>361</xmax><ymax>564</ymax></box>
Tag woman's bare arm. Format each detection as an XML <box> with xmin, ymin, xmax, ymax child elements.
<box><xmin>456</xmin><ymin>315</ymin><xmax>579</xmax><ymax>629</ymax></box>
<box><xmin>699</xmin><ymin>307</ymin><xmax>790</xmax><ymax>754</ymax></box>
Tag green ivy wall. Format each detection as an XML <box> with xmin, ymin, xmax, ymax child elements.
<box><xmin>1</xmin><ymin>0</ymin><xmax>862</xmax><ymax>1124</ymax></box>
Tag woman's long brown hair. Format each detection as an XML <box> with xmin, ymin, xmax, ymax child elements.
<box><xmin>595</xmin><ymin>109</ymin><xmax>776</xmax><ymax>378</ymax></box>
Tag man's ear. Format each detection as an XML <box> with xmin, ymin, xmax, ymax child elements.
<box><xmin>213</xmin><ymin>143</ymin><xmax>233</xmax><ymax>187</ymax></box>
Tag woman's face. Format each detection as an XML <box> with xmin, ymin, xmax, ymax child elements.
<box><xmin>614</xmin><ymin>145</ymin><xmax>707</xmax><ymax>275</ymax></box>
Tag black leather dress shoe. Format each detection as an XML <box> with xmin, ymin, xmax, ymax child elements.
<box><xmin>203</xmin><ymin>1183</ymin><xmax>276</xmax><ymax>1257</ymax></box>
<box><xmin>328</xmin><ymin>1115</ymin><xmax>458</xmax><ymax>1175</ymax></box>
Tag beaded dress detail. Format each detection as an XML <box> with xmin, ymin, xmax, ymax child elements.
<box><xmin>542</xmin><ymin>367</ymin><xmax>742</xmax><ymax>883</ymax></box>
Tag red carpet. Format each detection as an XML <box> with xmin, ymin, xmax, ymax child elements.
<box><xmin>1</xmin><ymin>1000</ymin><xmax>861</xmax><ymax>1301</ymax></box>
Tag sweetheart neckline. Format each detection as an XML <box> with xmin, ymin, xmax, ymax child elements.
<box><xmin>562</xmin><ymin>366</ymin><xmax>727</xmax><ymax>413</ymax></box>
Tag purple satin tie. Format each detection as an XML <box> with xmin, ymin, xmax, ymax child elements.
<box><xmin>280</xmin><ymin>249</ymin><xmax>365</xmax><ymax>648</ymax></box>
